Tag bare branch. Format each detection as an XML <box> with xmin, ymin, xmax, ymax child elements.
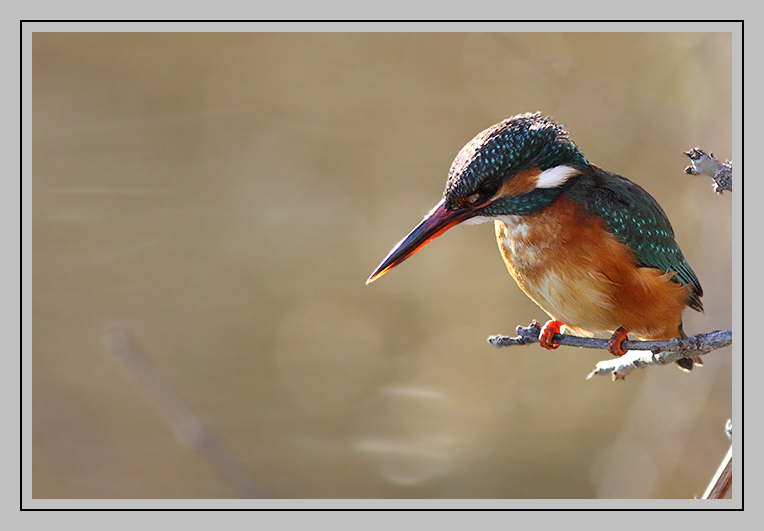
<box><xmin>702</xmin><ymin>420</ymin><xmax>732</xmax><ymax>499</ymax></box>
<box><xmin>685</xmin><ymin>147</ymin><xmax>732</xmax><ymax>193</ymax></box>
<box><xmin>488</xmin><ymin>321</ymin><xmax>732</xmax><ymax>380</ymax></box>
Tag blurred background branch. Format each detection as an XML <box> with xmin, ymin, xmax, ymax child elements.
<box><xmin>105</xmin><ymin>325</ymin><xmax>264</xmax><ymax>498</ymax></box>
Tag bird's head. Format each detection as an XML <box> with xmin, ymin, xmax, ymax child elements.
<box><xmin>367</xmin><ymin>113</ymin><xmax>590</xmax><ymax>284</ymax></box>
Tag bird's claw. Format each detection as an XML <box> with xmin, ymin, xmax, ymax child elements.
<box><xmin>539</xmin><ymin>320</ymin><xmax>563</xmax><ymax>350</ymax></box>
<box><xmin>608</xmin><ymin>327</ymin><xmax>630</xmax><ymax>357</ymax></box>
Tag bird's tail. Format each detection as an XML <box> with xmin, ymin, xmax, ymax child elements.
<box><xmin>675</xmin><ymin>321</ymin><xmax>702</xmax><ymax>372</ymax></box>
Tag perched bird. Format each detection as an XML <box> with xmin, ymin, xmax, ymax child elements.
<box><xmin>367</xmin><ymin>113</ymin><xmax>703</xmax><ymax>370</ymax></box>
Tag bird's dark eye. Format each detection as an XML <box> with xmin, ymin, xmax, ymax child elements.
<box><xmin>478</xmin><ymin>182</ymin><xmax>499</xmax><ymax>197</ymax></box>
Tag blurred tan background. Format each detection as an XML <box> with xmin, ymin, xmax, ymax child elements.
<box><xmin>32</xmin><ymin>32</ymin><xmax>733</xmax><ymax>500</ymax></box>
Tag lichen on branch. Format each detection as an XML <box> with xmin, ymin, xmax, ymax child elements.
<box><xmin>684</xmin><ymin>147</ymin><xmax>732</xmax><ymax>193</ymax></box>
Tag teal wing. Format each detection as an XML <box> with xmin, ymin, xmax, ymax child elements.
<box><xmin>569</xmin><ymin>170</ymin><xmax>703</xmax><ymax>312</ymax></box>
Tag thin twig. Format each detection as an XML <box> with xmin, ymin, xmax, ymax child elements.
<box><xmin>684</xmin><ymin>148</ymin><xmax>732</xmax><ymax>193</ymax></box>
<box><xmin>105</xmin><ymin>324</ymin><xmax>264</xmax><ymax>498</ymax></box>
<box><xmin>702</xmin><ymin>421</ymin><xmax>732</xmax><ymax>499</ymax></box>
<box><xmin>488</xmin><ymin>321</ymin><xmax>732</xmax><ymax>380</ymax></box>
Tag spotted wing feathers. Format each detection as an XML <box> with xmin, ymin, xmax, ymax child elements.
<box><xmin>569</xmin><ymin>170</ymin><xmax>703</xmax><ymax>313</ymax></box>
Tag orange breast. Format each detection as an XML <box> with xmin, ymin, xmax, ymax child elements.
<box><xmin>494</xmin><ymin>195</ymin><xmax>692</xmax><ymax>340</ymax></box>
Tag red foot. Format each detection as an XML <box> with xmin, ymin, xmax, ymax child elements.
<box><xmin>608</xmin><ymin>327</ymin><xmax>630</xmax><ymax>357</ymax></box>
<box><xmin>539</xmin><ymin>320</ymin><xmax>564</xmax><ymax>350</ymax></box>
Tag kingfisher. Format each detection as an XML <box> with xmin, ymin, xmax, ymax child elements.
<box><xmin>367</xmin><ymin>113</ymin><xmax>703</xmax><ymax>370</ymax></box>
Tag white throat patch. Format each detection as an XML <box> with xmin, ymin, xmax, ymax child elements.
<box><xmin>463</xmin><ymin>215</ymin><xmax>494</xmax><ymax>226</ymax></box>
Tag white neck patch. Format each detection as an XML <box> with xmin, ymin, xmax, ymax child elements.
<box><xmin>462</xmin><ymin>215</ymin><xmax>493</xmax><ymax>226</ymax></box>
<box><xmin>535</xmin><ymin>165</ymin><xmax>579</xmax><ymax>189</ymax></box>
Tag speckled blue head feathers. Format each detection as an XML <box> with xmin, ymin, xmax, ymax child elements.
<box><xmin>444</xmin><ymin>113</ymin><xmax>589</xmax><ymax>210</ymax></box>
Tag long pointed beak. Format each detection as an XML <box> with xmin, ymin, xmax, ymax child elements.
<box><xmin>366</xmin><ymin>198</ymin><xmax>484</xmax><ymax>284</ymax></box>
